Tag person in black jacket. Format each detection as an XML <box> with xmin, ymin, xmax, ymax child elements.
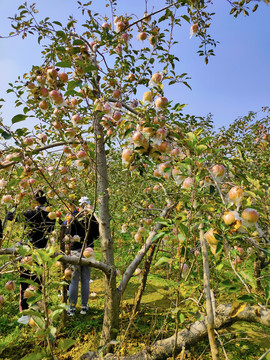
<box><xmin>6</xmin><ymin>189</ymin><xmax>55</xmax><ymax>324</ymax></box>
<box><xmin>66</xmin><ymin>197</ymin><xmax>99</xmax><ymax>316</ymax></box>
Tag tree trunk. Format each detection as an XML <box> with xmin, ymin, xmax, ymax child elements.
<box><xmin>59</xmin><ymin>224</ymin><xmax>68</xmax><ymax>326</ymax></box>
<box><xmin>80</xmin><ymin>304</ymin><xmax>270</xmax><ymax>360</ymax></box>
<box><xmin>132</xmin><ymin>242</ymin><xmax>158</xmax><ymax>315</ymax></box>
<box><xmin>94</xmin><ymin>118</ymin><xmax>120</xmax><ymax>351</ymax></box>
<box><xmin>199</xmin><ymin>224</ymin><xmax>219</xmax><ymax>360</ymax></box>
<box><xmin>254</xmin><ymin>251</ymin><xmax>266</xmax><ymax>292</ymax></box>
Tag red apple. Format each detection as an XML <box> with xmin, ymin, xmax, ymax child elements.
<box><xmin>58</xmin><ymin>72</ymin><xmax>69</xmax><ymax>82</ymax></box>
<box><xmin>228</xmin><ymin>186</ymin><xmax>244</xmax><ymax>205</ymax></box>
<box><xmin>64</xmin><ymin>268</ymin><xmax>73</xmax><ymax>280</ymax></box>
<box><xmin>37</xmin><ymin>133</ymin><xmax>47</xmax><ymax>143</ymax></box>
<box><xmin>1</xmin><ymin>195</ymin><xmax>13</xmax><ymax>203</ymax></box>
<box><xmin>155</xmin><ymin>96</ymin><xmax>168</xmax><ymax>108</ymax></box>
<box><xmin>211</xmin><ymin>165</ymin><xmax>225</xmax><ymax>178</ymax></box>
<box><xmin>39</xmin><ymin>100</ymin><xmax>49</xmax><ymax>111</ymax></box>
<box><xmin>40</xmin><ymin>87</ymin><xmax>49</xmax><ymax>97</ymax></box>
<box><xmin>182</xmin><ymin>177</ymin><xmax>194</xmax><ymax>189</ymax></box>
<box><xmin>23</xmin><ymin>137</ymin><xmax>34</xmax><ymax>146</ymax></box>
<box><xmin>241</xmin><ymin>208</ymin><xmax>259</xmax><ymax>226</ymax></box>
<box><xmin>137</xmin><ymin>32</ymin><xmax>147</xmax><ymax>41</ymax></box>
<box><xmin>5</xmin><ymin>280</ymin><xmax>15</xmax><ymax>291</ymax></box>
<box><xmin>83</xmin><ymin>247</ymin><xmax>95</xmax><ymax>258</ymax></box>
<box><xmin>151</xmin><ymin>72</ymin><xmax>162</xmax><ymax>84</ymax></box>
<box><xmin>112</xmin><ymin>89</ymin><xmax>121</xmax><ymax>99</ymax></box>
<box><xmin>190</xmin><ymin>24</ymin><xmax>199</xmax><ymax>37</ymax></box>
<box><xmin>223</xmin><ymin>211</ymin><xmax>237</xmax><ymax>226</ymax></box>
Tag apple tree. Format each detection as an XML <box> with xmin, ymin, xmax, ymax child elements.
<box><xmin>0</xmin><ymin>1</ymin><xmax>269</xmax><ymax>359</ymax></box>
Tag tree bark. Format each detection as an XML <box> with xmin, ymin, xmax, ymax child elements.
<box><xmin>94</xmin><ymin>117</ymin><xmax>120</xmax><ymax>351</ymax></box>
<box><xmin>199</xmin><ymin>224</ymin><xmax>219</xmax><ymax>360</ymax></box>
<box><xmin>0</xmin><ymin>248</ymin><xmax>111</xmax><ymax>274</ymax></box>
<box><xmin>132</xmin><ymin>241</ymin><xmax>158</xmax><ymax>315</ymax></box>
<box><xmin>80</xmin><ymin>303</ymin><xmax>270</xmax><ymax>360</ymax></box>
<box><xmin>254</xmin><ymin>251</ymin><xmax>266</xmax><ymax>292</ymax></box>
<box><xmin>59</xmin><ymin>224</ymin><xmax>68</xmax><ymax>326</ymax></box>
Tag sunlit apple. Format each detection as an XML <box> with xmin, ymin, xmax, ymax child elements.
<box><xmin>142</xmin><ymin>91</ymin><xmax>153</xmax><ymax>104</ymax></box>
<box><xmin>137</xmin><ymin>32</ymin><xmax>147</xmax><ymax>41</ymax></box>
<box><xmin>190</xmin><ymin>23</ymin><xmax>199</xmax><ymax>38</ymax></box>
<box><xmin>155</xmin><ymin>96</ymin><xmax>168</xmax><ymax>108</ymax></box>
<box><xmin>182</xmin><ymin>177</ymin><xmax>194</xmax><ymax>189</ymax></box>
<box><xmin>228</xmin><ymin>186</ymin><xmax>244</xmax><ymax>205</ymax></box>
<box><xmin>210</xmin><ymin>165</ymin><xmax>225</xmax><ymax>182</ymax></box>
<box><xmin>241</xmin><ymin>208</ymin><xmax>259</xmax><ymax>227</ymax></box>
<box><xmin>83</xmin><ymin>247</ymin><xmax>95</xmax><ymax>258</ymax></box>
<box><xmin>5</xmin><ymin>280</ymin><xmax>15</xmax><ymax>291</ymax></box>
<box><xmin>223</xmin><ymin>211</ymin><xmax>238</xmax><ymax>225</ymax></box>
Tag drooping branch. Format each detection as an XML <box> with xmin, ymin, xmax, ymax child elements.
<box><xmin>80</xmin><ymin>303</ymin><xmax>270</xmax><ymax>360</ymax></box>
<box><xmin>0</xmin><ymin>140</ymin><xmax>81</xmax><ymax>169</ymax></box>
<box><xmin>0</xmin><ymin>248</ymin><xmax>111</xmax><ymax>275</ymax></box>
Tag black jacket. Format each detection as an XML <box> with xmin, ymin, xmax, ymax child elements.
<box><xmin>68</xmin><ymin>210</ymin><xmax>99</xmax><ymax>251</ymax></box>
<box><xmin>6</xmin><ymin>207</ymin><xmax>55</xmax><ymax>248</ymax></box>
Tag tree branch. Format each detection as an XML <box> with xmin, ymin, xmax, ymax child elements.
<box><xmin>0</xmin><ymin>248</ymin><xmax>111</xmax><ymax>275</ymax></box>
<box><xmin>80</xmin><ymin>303</ymin><xmax>270</xmax><ymax>360</ymax></box>
<box><xmin>118</xmin><ymin>203</ymin><xmax>175</xmax><ymax>294</ymax></box>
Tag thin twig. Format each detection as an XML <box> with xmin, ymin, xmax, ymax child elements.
<box><xmin>228</xmin><ymin>254</ymin><xmax>251</xmax><ymax>294</ymax></box>
<box><xmin>215</xmin><ymin>330</ymin><xmax>229</xmax><ymax>360</ymax></box>
<box><xmin>0</xmin><ymin>256</ymin><xmax>22</xmax><ymax>272</ymax></box>
<box><xmin>258</xmin><ymin>349</ymin><xmax>270</xmax><ymax>360</ymax></box>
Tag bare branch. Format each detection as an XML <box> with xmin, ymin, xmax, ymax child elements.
<box><xmin>0</xmin><ymin>248</ymin><xmax>111</xmax><ymax>275</ymax></box>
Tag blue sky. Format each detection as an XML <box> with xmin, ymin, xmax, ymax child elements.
<box><xmin>0</xmin><ymin>1</ymin><xmax>269</xmax><ymax>130</ymax></box>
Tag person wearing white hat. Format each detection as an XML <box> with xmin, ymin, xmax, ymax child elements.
<box><xmin>66</xmin><ymin>197</ymin><xmax>99</xmax><ymax>316</ymax></box>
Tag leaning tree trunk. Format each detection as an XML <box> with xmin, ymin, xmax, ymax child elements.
<box><xmin>80</xmin><ymin>303</ymin><xmax>270</xmax><ymax>360</ymax></box>
<box><xmin>132</xmin><ymin>241</ymin><xmax>159</xmax><ymax>315</ymax></box>
<box><xmin>94</xmin><ymin>118</ymin><xmax>121</xmax><ymax>351</ymax></box>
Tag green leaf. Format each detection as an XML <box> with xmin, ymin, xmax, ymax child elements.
<box><xmin>178</xmin><ymin>312</ymin><xmax>185</xmax><ymax>324</ymax></box>
<box><xmin>239</xmin><ymin>271</ymin><xmax>257</xmax><ymax>289</ymax></box>
<box><xmin>21</xmin><ymin>352</ymin><xmax>44</xmax><ymax>360</ymax></box>
<box><xmin>73</xmin><ymin>39</ymin><xmax>85</xmax><ymax>46</ymax></box>
<box><xmin>154</xmin><ymin>256</ymin><xmax>172</xmax><ymax>267</ymax></box>
<box><xmin>84</xmin><ymin>64</ymin><xmax>98</xmax><ymax>73</ymax></box>
<box><xmin>11</xmin><ymin>114</ymin><xmax>27</xmax><ymax>124</ymax></box>
<box><xmin>0</xmin><ymin>129</ymin><xmax>12</xmax><ymax>139</ymax></box>
<box><xmin>177</xmin><ymin>223</ymin><xmax>189</xmax><ymax>238</ymax></box>
<box><xmin>56</xmin><ymin>30</ymin><xmax>66</xmax><ymax>39</ymax></box>
<box><xmin>216</xmin><ymin>263</ymin><xmax>224</xmax><ymax>271</ymax></box>
<box><xmin>34</xmin><ymin>249</ymin><xmax>51</xmax><ymax>263</ymax></box>
<box><xmin>152</xmin><ymin>232</ymin><xmax>165</xmax><ymax>242</ymax></box>
<box><xmin>56</xmin><ymin>61</ymin><xmax>72</xmax><ymax>68</ymax></box>
<box><xmin>58</xmin><ymin>338</ymin><xmax>76</xmax><ymax>351</ymax></box>
<box><xmin>196</xmin><ymin>144</ymin><xmax>207</xmax><ymax>155</ymax></box>
<box><xmin>67</xmin><ymin>80</ymin><xmax>81</xmax><ymax>91</ymax></box>
<box><xmin>181</xmin><ymin>15</ymin><xmax>190</xmax><ymax>23</ymax></box>
<box><xmin>186</xmin><ymin>132</ymin><xmax>197</xmax><ymax>143</ymax></box>
<box><xmin>52</xmin><ymin>21</ymin><xmax>62</xmax><ymax>26</ymax></box>
<box><xmin>237</xmin><ymin>294</ymin><xmax>254</xmax><ymax>301</ymax></box>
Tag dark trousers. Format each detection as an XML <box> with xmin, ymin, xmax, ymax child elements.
<box><xmin>19</xmin><ymin>268</ymin><xmax>40</xmax><ymax>311</ymax></box>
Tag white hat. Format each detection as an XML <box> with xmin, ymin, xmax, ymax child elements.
<box><xmin>79</xmin><ymin>196</ymin><xmax>91</xmax><ymax>206</ymax></box>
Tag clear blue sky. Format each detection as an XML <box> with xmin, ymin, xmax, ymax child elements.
<box><xmin>0</xmin><ymin>1</ymin><xmax>269</xmax><ymax>130</ymax></box>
